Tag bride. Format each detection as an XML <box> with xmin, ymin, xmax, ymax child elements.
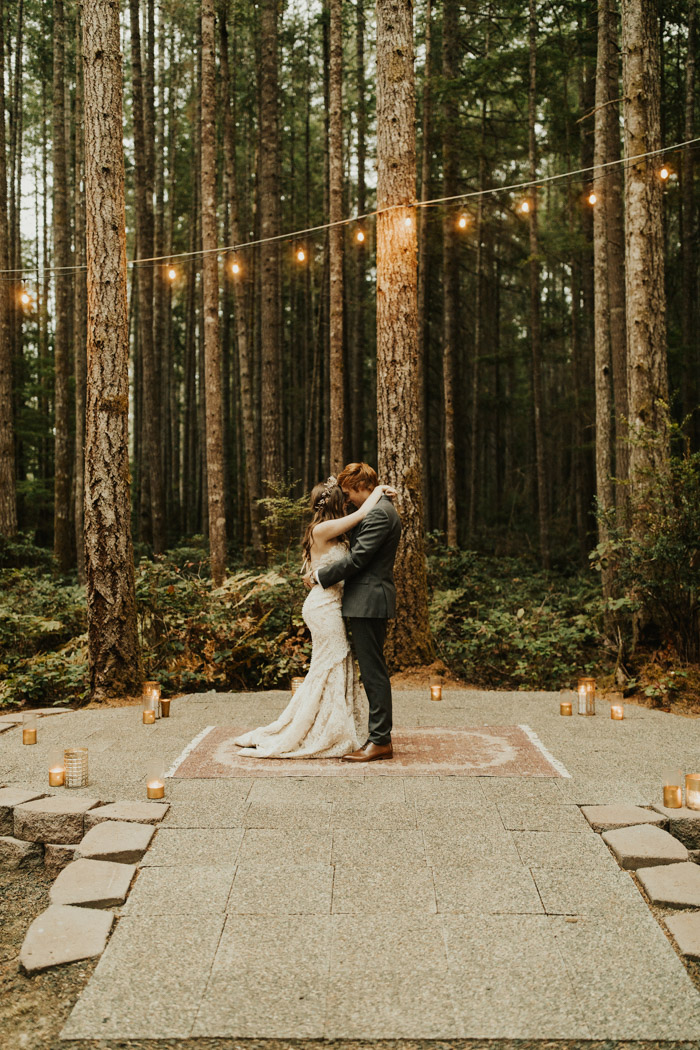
<box><xmin>233</xmin><ymin>476</ymin><xmax>394</xmax><ymax>758</ymax></box>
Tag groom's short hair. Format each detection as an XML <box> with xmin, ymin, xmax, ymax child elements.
<box><xmin>337</xmin><ymin>462</ymin><xmax>378</xmax><ymax>492</ymax></box>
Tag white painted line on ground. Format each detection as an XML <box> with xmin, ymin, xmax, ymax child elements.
<box><xmin>518</xmin><ymin>723</ymin><xmax>571</xmax><ymax>778</ymax></box>
<box><xmin>165</xmin><ymin>725</ymin><xmax>216</xmax><ymax>778</ymax></box>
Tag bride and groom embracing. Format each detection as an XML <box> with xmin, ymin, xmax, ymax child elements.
<box><xmin>234</xmin><ymin>462</ymin><xmax>401</xmax><ymax>762</ymax></box>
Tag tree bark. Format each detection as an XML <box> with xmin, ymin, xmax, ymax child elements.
<box><xmin>219</xmin><ymin>0</ymin><xmax>263</xmax><ymax>555</ymax></box>
<box><xmin>0</xmin><ymin>0</ymin><xmax>16</xmax><ymax>537</ymax></box>
<box><xmin>259</xmin><ymin>0</ymin><xmax>282</xmax><ymax>490</ymax></box>
<box><xmin>376</xmin><ymin>0</ymin><xmax>433</xmax><ymax>667</ymax></box>
<box><xmin>416</xmin><ymin>0</ymin><xmax>433</xmax><ymax>526</ymax></box>
<box><xmin>350</xmin><ymin>0</ymin><xmax>368</xmax><ymax>463</ymax></box>
<box><xmin>74</xmin><ymin>5</ymin><xmax>88</xmax><ymax>583</ymax></box>
<box><xmin>682</xmin><ymin>0</ymin><xmax>697</xmax><ymax>438</ymax></box>
<box><xmin>441</xmin><ymin>0</ymin><xmax>459</xmax><ymax>547</ymax></box>
<box><xmin>621</xmin><ymin>0</ymin><xmax>670</xmax><ymax>503</ymax></box>
<box><xmin>328</xmin><ymin>0</ymin><xmax>345</xmax><ymax>471</ymax></box>
<box><xmin>83</xmin><ymin>0</ymin><xmax>142</xmax><ymax>699</ymax></box>
<box><xmin>129</xmin><ymin>0</ymin><xmax>166</xmax><ymax>553</ymax></box>
<box><xmin>527</xmin><ymin>0</ymin><xmax>550</xmax><ymax>568</ymax></box>
<box><xmin>53</xmin><ymin>0</ymin><xmax>74</xmax><ymax>571</ymax></box>
<box><xmin>200</xmin><ymin>0</ymin><xmax>227</xmax><ymax>586</ymax></box>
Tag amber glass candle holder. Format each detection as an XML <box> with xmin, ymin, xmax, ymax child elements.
<box><xmin>686</xmin><ymin>774</ymin><xmax>700</xmax><ymax>811</ymax></box>
<box><xmin>291</xmin><ymin>677</ymin><xmax>305</xmax><ymax>695</ymax></box>
<box><xmin>48</xmin><ymin>748</ymin><xmax>65</xmax><ymax>787</ymax></box>
<box><xmin>146</xmin><ymin>759</ymin><xmax>165</xmax><ymax>799</ymax></box>
<box><xmin>64</xmin><ymin>748</ymin><xmax>89</xmax><ymax>788</ymax></box>
<box><xmin>22</xmin><ymin>712</ymin><xmax>37</xmax><ymax>745</ymax></box>
<box><xmin>663</xmin><ymin>768</ymin><xmax>684</xmax><ymax>809</ymax></box>
<box><xmin>577</xmin><ymin>677</ymin><xmax>596</xmax><ymax>716</ymax></box>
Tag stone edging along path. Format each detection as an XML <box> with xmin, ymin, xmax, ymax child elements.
<box><xmin>581</xmin><ymin>803</ymin><xmax>700</xmax><ymax>961</ymax></box>
<box><xmin>0</xmin><ymin>787</ymin><xmax>168</xmax><ymax>972</ymax></box>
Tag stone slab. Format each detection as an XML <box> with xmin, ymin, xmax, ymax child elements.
<box><xmin>602</xmin><ymin>824</ymin><xmax>689</xmax><ymax>869</ymax></box>
<box><xmin>0</xmin><ymin>835</ymin><xmax>43</xmax><ymax>869</ymax></box>
<box><xmin>140</xmin><ymin>828</ymin><xmax>243</xmax><ymax>867</ymax></box>
<box><xmin>637</xmin><ymin>861</ymin><xmax>700</xmax><ymax>908</ymax></box>
<box><xmin>84</xmin><ymin>800</ymin><xmax>169</xmax><ymax>830</ymax></box>
<box><xmin>14</xmin><ymin>796</ymin><xmax>101</xmax><ymax>844</ymax></box>
<box><xmin>0</xmin><ymin>787</ymin><xmax>48</xmax><ymax>834</ymax></box>
<box><xmin>50</xmin><ymin>858</ymin><xmax>136</xmax><ymax>908</ymax></box>
<box><xmin>44</xmin><ymin>843</ymin><xmax>78</xmax><ymax>877</ymax></box>
<box><xmin>582</xmin><ymin>805</ymin><xmax>666</xmax><ymax>833</ymax></box>
<box><xmin>20</xmin><ymin>904</ymin><xmax>113</xmax><ymax>973</ymax></box>
<box><xmin>651</xmin><ymin>805</ymin><xmax>700</xmax><ymax>849</ymax></box>
<box><xmin>122</xmin><ymin>865</ymin><xmax>236</xmax><ymax>915</ymax></box>
<box><xmin>666</xmin><ymin>912</ymin><xmax>700</xmax><ymax>959</ymax></box>
<box><xmin>75</xmin><ymin>820</ymin><xmax>155</xmax><ymax>863</ymax></box>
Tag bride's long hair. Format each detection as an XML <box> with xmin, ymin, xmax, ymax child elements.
<box><xmin>301</xmin><ymin>479</ymin><xmax>348</xmax><ymax>567</ymax></box>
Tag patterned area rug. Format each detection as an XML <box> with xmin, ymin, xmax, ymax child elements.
<box><xmin>168</xmin><ymin>725</ymin><xmax>569</xmax><ymax>778</ymax></box>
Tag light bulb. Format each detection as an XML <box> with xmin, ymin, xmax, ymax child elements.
<box><xmin>20</xmin><ymin>291</ymin><xmax>31</xmax><ymax>306</ymax></box>
<box><xmin>167</xmin><ymin>267</ymin><xmax>177</xmax><ymax>281</ymax></box>
<box><xmin>659</xmin><ymin>166</ymin><xmax>670</xmax><ymax>180</ymax></box>
<box><xmin>356</xmin><ymin>229</ymin><xmax>365</xmax><ymax>243</ymax></box>
<box><xmin>457</xmin><ymin>214</ymin><xmax>468</xmax><ymax>229</ymax></box>
<box><xmin>520</xmin><ymin>200</ymin><xmax>530</xmax><ymax>214</ymax></box>
<box><xmin>587</xmin><ymin>192</ymin><xmax>597</xmax><ymax>206</ymax></box>
<box><xmin>404</xmin><ymin>215</ymin><xmax>412</xmax><ymax>227</ymax></box>
<box><xmin>231</xmin><ymin>260</ymin><xmax>240</xmax><ymax>275</ymax></box>
<box><xmin>296</xmin><ymin>249</ymin><xmax>305</xmax><ymax>262</ymax></box>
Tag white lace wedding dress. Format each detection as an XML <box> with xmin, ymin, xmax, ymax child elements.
<box><xmin>233</xmin><ymin>545</ymin><xmax>369</xmax><ymax>758</ymax></box>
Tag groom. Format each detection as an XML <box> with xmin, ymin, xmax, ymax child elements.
<box><xmin>305</xmin><ymin>462</ymin><xmax>402</xmax><ymax>762</ymax></box>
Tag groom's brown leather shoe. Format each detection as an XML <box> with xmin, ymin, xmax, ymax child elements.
<box><xmin>342</xmin><ymin>741</ymin><xmax>393</xmax><ymax>762</ymax></box>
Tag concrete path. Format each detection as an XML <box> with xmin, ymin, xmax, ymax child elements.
<box><xmin>3</xmin><ymin>688</ymin><xmax>700</xmax><ymax>1040</ymax></box>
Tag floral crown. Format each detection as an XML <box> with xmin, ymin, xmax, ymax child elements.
<box><xmin>316</xmin><ymin>475</ymin><xmax>338</xmax><ymax>508</ymax></box>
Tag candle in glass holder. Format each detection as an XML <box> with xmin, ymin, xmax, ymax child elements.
<box><xmin>560</xmin><ymin>700</ymin><xmax>573</xmax><ymax>716</ymax></box>
<box><xmin>48</xmin><ymin>748</ymin><xmax>65</xmax><ymax>787</ymax></box>
<box><xmin>143</xmin><ymin>681</ymin><xmax>161</xmax><ymax>719</ymax></box>
<box><xmin>291</xmin><ymin>677</ymin><xmax>305</xmax><ymax>695</ymax></box>
<box><xmin>159</xmin><ymin>698</ymin><xmax>171</xmax><ymax>718</ymax></box>
<box><xmin>610</xmin><ymin>704</ymin><xmax>624</xmax><ymax>720</ymax></box>
<box><xmin>146</xmin><ymin>760</ymin><xmax>165</xmax><ymax>799</ymax></box>
<box><xmin>64</xmin><ymin>748</ymin><xmax>89</xmax><ymax>788</ymax></box>
<box><xmin>430</xmin><ymin>678</ymin><xmax>443</xmax><ymax>702</ymax></box>
<box><xmin>663</xmin><ymin>768</ymin><xmax>684</xmax><ymax>809</ymax></box>
<box><xmin>686</xmin><ymin>774</ymin><xmax>700</xmax><ymax>811</ymax></box>
<box><xmin>577</xmin><ymin>676</ymin><xmax>596</xmax><ymax>716</ymax></box>
<box><xmin>22</xmin><ymin>712</ymin><xmax>37</xmax><ymax>745</ymax></box>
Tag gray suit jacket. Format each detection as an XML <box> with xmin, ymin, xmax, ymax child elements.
<box><xmin>316</xmin><ymin>495</ymin><xmax>402</xmax><ymax>618</ymax></box>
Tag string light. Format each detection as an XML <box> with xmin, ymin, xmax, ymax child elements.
<box><xmin>587</xmin><ymin>192</ymin><xmax>597</xmax><ymax>206</ymax></box>
<box><xmin>0</xmin><ymin>137</ymin><xmax>696</xmax><ymax>279</ymax></box>
<box><xmin>19</xmin><ymin>290</ymin><xmax>32</xmax><ymax>307</ymax></box>
<box><xmin>230</xmin><ymin>257</ymin><xmax>241</xmax><ymax>275</ymax></box>
<box><xmin>296</xmin><ymin>248</ymin><xmax>306</xmax><ymax>263</ymax></box>
<box><xmin>457</xmin><ymin>214</ymin><xmax>468</xmax><ymax>229</ymax></box>
<box><xmin>167</xmin><ymin>266</ymin><xmax>177</xmax><ymax>281</ymax></box>
<box><xmin>355</xmin><ymin>229</ymin><xmax>365</xmax><ymax>243</ymax></box>
<box><xmin>404</xmin><ymin>215</ymin><xmax>412</xmax><ymax>227</ymax></box>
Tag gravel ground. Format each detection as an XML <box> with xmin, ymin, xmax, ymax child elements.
<box><xmin>2</xmin><ymin>867</ymin><xmax>700</xmax><ymax>1050</ymax></box>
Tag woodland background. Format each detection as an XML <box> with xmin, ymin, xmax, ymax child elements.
<box><xmin>0</xmin><ymin>0</ymin><xmax>699</xmax><ymax>710</ymax></box>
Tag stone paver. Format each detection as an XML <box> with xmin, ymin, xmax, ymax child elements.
<box><xmin>75</xmin><ymin>820</ymin><xmax>155</xmax><ymax>863</ymax></box>
<box><xmin>14</xmin><ymin>796</ymin><xmax>101</xmax><ymax>844</ymax></box>
<box><xmin>0</xmin><ymin>787</ymin><xmax>48</xmax><ymax>833</ymax></box>
<box><xmin>50</xmin><ymin>858</ymin><xmax>136</xmax><ymax>908</ymax></box>
<box><xmin>582</xmin><ymin>804</ymin><xmax>667</xmax><ymax>833</ymax></box>
<box><xmin>20</xmin><ymin>905</ymin><xmax>113</xmax><ymax>973</ymax></box>
<box><xmin>84</xmin><ymin>800</ymin><xmax>169</xmax><ymax>829</ymax></box>
<box><xmin>602</xmin><ymin>823</ymin><xmax>689</xmax><ymax>869</ymax></box>
<box><xmin>44</xmin><ymin>843</ymin><xmax>77</xmax><ymax>877</ymax></box>
<box><xmin>666</xmin><ymin>912</ymin><xmax>700</xmax><ymax>959</ymax></box>
<box><xmin>637</xmin><ymin>861</ymin><xmax>700</xmax><ymax>907</ymax></box>
<box><xmin>0</xmin><ymin>835</ymin><xmax>43</xmax><ymax>869</ymax></box>
<box><xmin>651</xmin><ymin>804</ymin><xmax>700</xmax><ymax>849</ymax></box>
<box><xmin>2</xmin><ymin>688</ymin><xmax>700</xmax><ymax>1041</ymax></box>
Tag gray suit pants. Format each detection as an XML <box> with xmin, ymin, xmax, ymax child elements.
<box><xmin>347</xmin><ymin>617</ymin><xmax>392</xmax><ymax>744</ymax></box>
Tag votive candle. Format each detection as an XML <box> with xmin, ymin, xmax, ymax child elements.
<box><xmin>610</xmin><ymin>704</ymin><xmax>624</xmax><ymax>720</ymax></box>
<box><xmin>22</xmin><ymin>712</ymin><xmax>37</xmax><ymax>745</ymax></box>
<box><xmin>48</xmin><ymin>748</ymin><xmax>65</xmax><ymax>787</ymax></box>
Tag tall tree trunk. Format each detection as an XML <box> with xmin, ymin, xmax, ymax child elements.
<box><xmin>682</xmin><ymin>0</ymin><xmax>697</xmax><ymax>439</ymax></box>
<box><xmin>593</xmin><ymin>0</ymin><xmax>617</xmax><ymax>605</ymax></box>
<box><xmin>441</xmin><ymin>0</ymin><xmax>459</xmax><ymax>546</ymax></box>
<box><xmin>328</xmin><ymin>0</ymin><xmax>345</xmax><ymax>470</ymax></box>
<box><xmin>219</xmin><ymin>0</ymin><xmax>263</xmax><ymax>554</ymax></box>
<box><xmin>129</xmin><ymin>0</ymin><xmax>166</xmax><ymax>553</ymax></box>
<box><xmin>83</xmin><ymin>0</ymin><xmax>142</xmax><ymax>699</ymax></box>
<box><xmin>527</xmin><ymin>0</ymin><xmax>550</xmax><ymax>568</ymax></box>
<box><xmin>621</xmin><ymin>0</ymin><xmax>670</xmax><ymax>504</ymax></box>
<box><xmin>200</xmin><ymin>0</ymin><xmax>227</xmax><ymax>586</ymax></box>
<box><xmin>376</xmin><ymin>0</ymin><xmax>432</xmax><ymax>666</ymax></box>
<box><xmin>74</xmin><ymin>6</ymin><xmax>88</xmax><ymax>583</ymax></box>
<box><xmin>260</xmin><ymin>0</ymin><xmax>282</xmax><ymax>491</ymax></box>
<box><xmin>53</xmin><ymin>0</ymin><xmax>74</xmax><ymax>571</ymax></box>
<box><xmin>416</xmin><ymin>0</ymin><xmax>433</xmax><ymax>527</ymax></box>
<box><xmin>350</xmin><ymin>0</ymin><xmax>367</xmax><ymax>462</ymax></box>
<box><xmin>0</xmin><ymin>0</ymin><xmax>16</xmax><ymax>536</ymax></box>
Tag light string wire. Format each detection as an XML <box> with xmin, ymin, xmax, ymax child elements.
<box><xmin>5</xmin><ymin>134</ymin><xmax>699</xmax><ymax>281</ymax></box>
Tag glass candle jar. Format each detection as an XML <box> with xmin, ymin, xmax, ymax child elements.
<box><xmin>430</xmin><ymin>678</ymin><xmax>443</xmax><ymax>701</ymax></box>
<box><xmin>686</xmin><ymin>774</ymin><xmax>700</xmax><ymax>811</ymax></box>
<box><xmin>663</xmin><ymin>768</ymin><xmax>684</xmax><ymax>809</ymax></box>
<box><xmin>577</xmin><ymin>677</ymin><xmax>596</xmax><ymax>716</ymax></box>
<box><xmin>64</xmin><ymin>748</ymin><xmax>89</xmax><ymax>788</ymax></box>
<box><xmin>22</xmin><ymin>712</ymin><xmax>37</xmax><ymax>745</ymax></box>
<box><xmin>291</xmin><ymin>677</ymin><xmax>305</xmax><ymax>695</ymax></box>
<box><xmin>146</xmin><ymin>760</ymin><xmax>165</xmax><ymax>799</ymax></box>
<box><xmin>143</xmin><ymin>681</ymin><xmax>161</xmax><ymax>719</ymax></box>
<box><xmin>48</xmin><ymin>748</ymin><xmax>65</xmax><ymax>787</ymax></box>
